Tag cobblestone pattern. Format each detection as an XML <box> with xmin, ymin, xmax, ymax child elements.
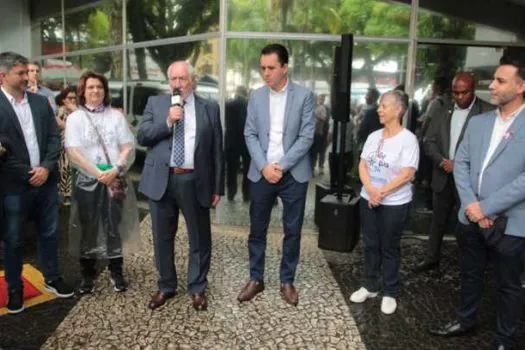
<box><xmin>43</xmin><ymin>217</ymin><xmax>366</xmax><ymax>349</ymax></box>
<box><xmin>327</xmin><ymin>237</ymin><xmax>525</xmax><ymax>350</ymax></box>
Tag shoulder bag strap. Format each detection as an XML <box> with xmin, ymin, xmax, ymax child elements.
<box><xmin>83</xmin><ymin>109</ymin><xmax>113</xmax><ymax>166</ymax></box>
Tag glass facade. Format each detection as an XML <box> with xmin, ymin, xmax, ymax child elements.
<box><xmin>25</xmin><ymin>0</ymin><xmax>525</xmax><ymax>226</ymax></box>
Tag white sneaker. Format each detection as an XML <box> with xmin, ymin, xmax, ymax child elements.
<box><xmin>381</xmin><ymin>296</ymin><xmax>397</xmax><ymax>314</ymax></box>
<box><xmin>350</xmin><ymin>287</ymin><xmax>378</xmax><ymax>303</ymax></box>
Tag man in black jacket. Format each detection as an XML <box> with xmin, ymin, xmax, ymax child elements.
<box><xmin>0</xmin><ymin>52</ymin><xmax>73</xmax><ymax>314</ymax></box>
<box><xmin>225</xmin><ymin>86</ymin><xmax>250</xmax><ymax>201</ymax></box>
<box><xmin>414</xmin><ymin>72</ymin><xmax>494</xmax><ymax>272</ymax></box>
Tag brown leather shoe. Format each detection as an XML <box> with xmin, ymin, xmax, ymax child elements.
<box><xmin>237</xmin><ymin>280</ymin><xmax>264</xmax><ymax>302</ymax></box>
<box><xmin>280</xmin><ymin>283</ymin><xmax>298</xmax><ymax>306</ymax></box>
<box><xmin>190</xmin><ymin>293</ymin><xmax>208</xmax><ymax>311</ymax></box>
<box><xmin>148</xmin><ymin>291</ymin><xmax>175</xmax><ymax>310</ymax></box>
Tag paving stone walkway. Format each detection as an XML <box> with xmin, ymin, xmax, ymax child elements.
<box><xmin>42</xmin><ymin>217</ymin><xmax>365</xmax><ymax>349</ymax></box>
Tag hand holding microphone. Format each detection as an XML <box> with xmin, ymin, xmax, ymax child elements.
<box><xmin>168</xmin><ymin>88</ymin><xmax>184</xmax><ymax>127</ymax></box>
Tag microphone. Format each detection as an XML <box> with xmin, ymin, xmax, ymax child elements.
<box><xmin>171</xmin><ymin>88</ymin><xmax>182</xmax><ymax>106</ymax></box>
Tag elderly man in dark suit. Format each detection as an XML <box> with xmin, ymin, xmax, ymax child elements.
<box><xmin>138</xmin><ymin>60</ymin><xmax>224</xmax><ymax>311</ymax></box>
<box><xmin>414</xmin><ymin>72</ymin><xmax>493</xmax><ymax>272</ymax></box>
<box><xmin>0</xmin><ymin>52</ymin><xmax>73</xmax><ymax>314</ymax></box>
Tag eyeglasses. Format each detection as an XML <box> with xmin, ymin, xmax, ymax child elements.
<box><xmin>66</xmin><ymin>96</ymin><xmax>76</xmax><ymax>101</ymax></box>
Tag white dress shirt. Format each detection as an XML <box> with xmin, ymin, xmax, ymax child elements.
<box><xmin>169</xmin><ymin>92</ymin><xmax>197</xmax><ymax>169</ymax></box>
<box><xmin>449</xmin><ymin>98</ymin><xmax>475</xmax><ymax>159</ymax></box>
<box><xmin>1</xmin><ymin>87</ymin><xmax>40</xmax><ymax>167</ymax></box>
<box><xmin>478</xmin><ymin>103</ymin><xmax>525</xmax><ymax>193</ymax></box>
<box><xmin>267</xmin><ymin>80</ymin><xmax>288</xmax><ymax>164</ymax></box>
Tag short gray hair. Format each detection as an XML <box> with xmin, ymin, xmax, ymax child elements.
<box><xmin>381</xmin><ymin>89</ymin><xmax>409</xmax><ymax>118</ymax></box>
<box><xmin>166</xmin><ymin>60</ymin><xmax>196</xmax><ymax>81</ymax></box>
<box><xmin>0</xmin><ymin>51</ymin><xmax>29</xmax><ymax>73</ymax></box>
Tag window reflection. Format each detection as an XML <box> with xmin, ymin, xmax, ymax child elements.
<box><xmin>32</xmin><ymin>16</ymin><xmax>63</xmax><ymax>56</ymax></box>
<box><xmin>418</xmin><ymin>2</ymin><xmax>524</xmax><ymax>41</ymax></box>
<box><xmin>126</xmin><ymin>0</ymin><xmax>219</xmax><ymax>43</ymax></box>
<box><xmin>415</xmin><ymin>45</ymin><xmax>502</xmax><ymax>106</ymax></box>
<box><xmin>228</xmin><ymin>0</ymin><xmax>411</xmax><ymax>37</ymax></box>
<box><xmin>65</xmin><ymin>1</ymin><xmax>123</xmax><ymax>51</ymax></box>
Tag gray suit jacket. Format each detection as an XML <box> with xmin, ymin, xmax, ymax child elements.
<box><xmin>424</xmin><ymin>97</ymin><xmax>494</xmax><ymax>192</ymax></box>
<box><xmin>454</xmin><ymin>108</ymin><xmax>525</xmax><ymax>237</ymax></box>
<box><xmin>137</xmin><ymin>93</ymin><xmax>224</xmax><ymax>207</ymax></box>
<box><xmin>244</xmin><ymin>81</ymin><xmax>315</xmax><ymax>183</ymax></box>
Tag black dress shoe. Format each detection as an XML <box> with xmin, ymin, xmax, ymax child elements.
<box><xmin>428</xmin><ymin>320</ymin><xmax>475</xmax><ymax>337</ymax></box>
<box><xmin>413</xmin><ymin>260</ymin><xmax>439</xmax><ymax>273</ymax></box>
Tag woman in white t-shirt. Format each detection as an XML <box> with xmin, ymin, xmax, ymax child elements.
<box><xmin>64</xmin><ymin>71</ymin><xmax>139</xmax><ymax>295</ymax></box>
<box><xmin>350</xmin><ymin>90</ymin><xmax>420</xmax><ymax>315</ymax></box>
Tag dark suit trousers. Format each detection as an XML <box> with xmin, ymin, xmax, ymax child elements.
<box><xmin>426</xmin><ymin>176</ymin><xmax>458</xmax><ymax>262</ymax></box>
<box><xmin>149</xmin><ymin>172</ymin><xmax>211</xmax><ymax>295</ymax></box>
<box><xmin>226</xmin><ymin>143</ymin><xmax>250</xmax><ymax>201</ymax></box>
<box><xmin>457</xmin><ymin>223</ymin><xmax>525</xmax><ymax>347</ymax></box>
<box><xmin>248</xmin><ymin>173</ymin><xmax>308</xmax><ymax>283</ymax></box>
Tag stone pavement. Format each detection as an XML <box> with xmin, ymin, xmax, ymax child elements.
<box><xmin>41</xmin><ymin>217</ymin><xmax>365</xmax><ymax>349</ymax></box>
<box><xmin>328</xmin><ymin>237</ymin><xmax>525</xmax><ymax>350</ymax></box>
<box><xmin>2</xmin><ymin>173</ymin><xmax>525</xmax><ymax>349</ymax></box>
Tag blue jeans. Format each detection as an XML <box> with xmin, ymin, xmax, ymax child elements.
<box><xmin>3</xmin><ymin>182</ymin><xmax>60</xmax><ymax>291</ymax></box>
<box><xmin>248</xmin><ymin>173</ymin><xmax>308</xmax><ymax>283</ymax></box>
<box><xmin>360</xmin><ymin>201</ymin><xmax>410</xmax><ymax>297</ymax></box>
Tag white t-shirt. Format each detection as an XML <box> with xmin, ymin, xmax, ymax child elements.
<box><xmin>360</xmin><ymin>128</ymin><xmax>419</xmax><ymax>205</ymax></box>
<box><xmin>64</xmin><ymin>107</ymin><xmax>135</xmax><ymax>165</ymax></box>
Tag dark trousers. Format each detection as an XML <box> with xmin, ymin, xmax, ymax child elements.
<box><xmin>74</xmin><ymin>182</ymin><xmax>123</xmax><ymax>259</ymax></box>
<box><xmin>3</xmin><ymin>182</ymin><xmax>60</xmax><ymax>291</ymax></box>
<box><xmin>311</xmin><ymin>134</ymin><xmax>325</xmax><ymax>169</ymax></box>
<box><xmin>80</xmin><ymin>257</ymin><xmax>123</xmax><ymax>278</ymax></box>
<box><xmin>226</xmin><ymin>144</ymin><xmax>250</xmax><ymax>201</ymax></box>
<box><xmin>149</xmin><ymin>172</ymin><xmax>211</xmax><ymax>295</ymax></box>
<box><xmin>426</xmin><ymin>177</ymin><xmax>458</xmax><ymax>262</ymax></box>
<box><xmin>360</xmin><ymin>201</ymin><xmax>410</xmax><ymax>297</ymax></box>
<box><xmin>456</xmin><ymin>223</ymin><xmax>525</xmax><ymax>347</ymax></box>
<box><xmin>248</xmin><ymin>173</ymin><xmax>308</xmax><ymax>283</ymax></box>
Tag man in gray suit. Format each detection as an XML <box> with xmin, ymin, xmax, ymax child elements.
<box><xmin>138</xmin><ymin>61</ymin><xmax>224</xmax><ymax>311</ymax></box>
<box><xmin>237</xmin><ymin>44</ymin><xmax>315</xmax><ymax>306</ymax></box>
<box><xmin>429</xmin><ymin>56</ymin><xmax>525</xmax><ymax>349</ymax></box>
<box><xmin>415</xmin><ymin>73</ymin><xmax>493</xmax><ymax>272</ymax></box>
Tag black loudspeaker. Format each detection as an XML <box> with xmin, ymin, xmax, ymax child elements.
<box><xmin>318</xmin><ymin>194</ymin><xmax>360</xmax><ymax>253</ymax></box>
<box><xmin>314</xmin><ymin>183</ymin><xmax>354</xmax><ymax>227</ymax></box>
<box><xmin>333</xmin><ymin>33</ymin><xmax>353</xmax><ymax>122</ymax></box>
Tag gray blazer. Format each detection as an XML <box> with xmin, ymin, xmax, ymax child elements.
<box><xmin>137</xmin><ymin>93</ymin><xmax>224</xmax><ymax>207</ymax></box>
<box><xmin>454</xmin><ymin>108</ymin><xmax>525</xmax><ymax>237</ymax></box>
<box><xmin>244</xmin><ymin>81</ymin><xmax>315</xmax><ymax>183</ymax></box>
<box><xmin>424</xmin><ymin>97</ymin><xmax>494</xmax><ymax>193</ymax></box>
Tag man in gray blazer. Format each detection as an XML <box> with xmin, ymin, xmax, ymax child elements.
<box><xmin>429</xmin><ymin>56</ymin><xmax>525</xmax><ymax>349</ymax></box>
<box><xmin>237</xmin><ymin>44</ymin><xmax>315</xmax><ymax>306</ymax></box>
<box><xmin>415</xmin><ymin>73</ymin><xmax>493</xmax><ymax>272</ymax></box>
<box><xmin>138</xmin><ymin>61</ymin><xmax>224</xmax><ymax>311</ymax></box>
